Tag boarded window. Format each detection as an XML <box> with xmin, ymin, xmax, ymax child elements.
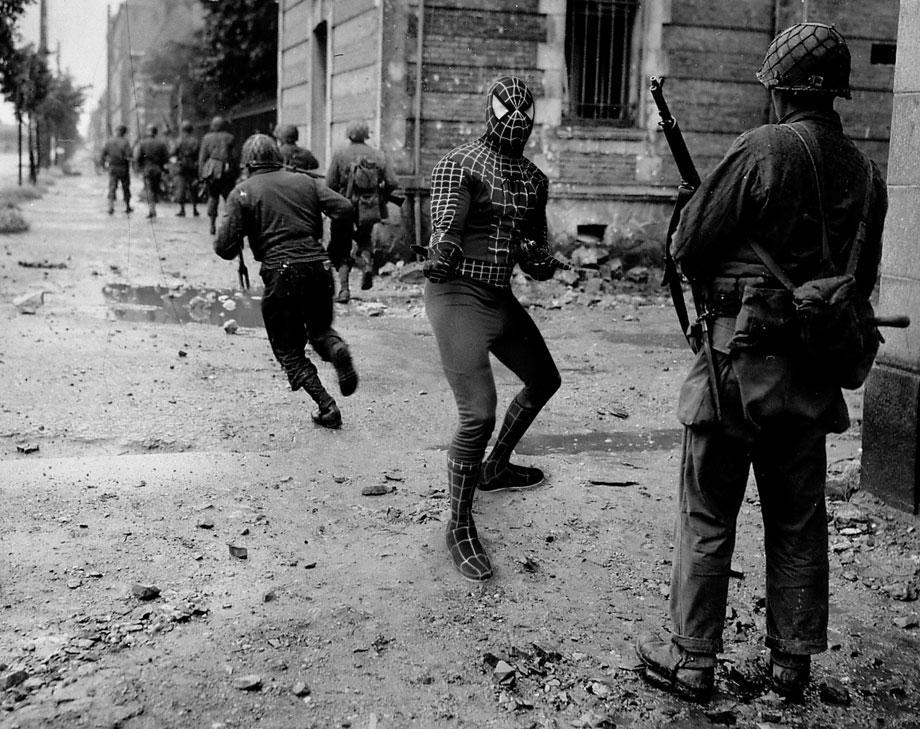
<box><xmin>564</xmin><ymin>0</ymin><xmax>639</xmax><ymax>123</ymax></box>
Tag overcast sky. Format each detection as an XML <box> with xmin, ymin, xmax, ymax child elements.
<box><xmin>0</xmin><ymin>0</ymin><xmax>109</xmax><ymax>133</ymax></box>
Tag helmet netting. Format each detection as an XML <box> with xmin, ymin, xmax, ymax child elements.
<box><xmin>756</xmin><ymin>22</ymin><xmax>851</xmax><ymax>98</ymax></box>
<box><xmin>242</xmin><ymin>133</ymin><xmax>282</xmax><ymax>169</ymax></box>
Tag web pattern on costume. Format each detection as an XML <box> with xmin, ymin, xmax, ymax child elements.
<box><xmin>445</xmin><ymin>457</ymin><xmax>493</xmax><ymax>581</ymax></box>
<box><xmin>485</xmin><ymin>76</ymin><xmax>534</xmax><ymax>156</ymax></box>
<box><xmin>428</xmin><ymin>140</ymin><xmax>548</xmax><ymax>288</ymax></box>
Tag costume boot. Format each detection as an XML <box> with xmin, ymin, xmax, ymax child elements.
<box><xmin>480</xmin><ymin>395</ymin><xmax>544</xmax><ymax>492</ymax></box>
<box><xmin>334</xmin><ymin>264</ymin><xmax>351</xmax><ymax>304</ymax></box>
<box><xmin>298</xmin><ymin>362</ymin><xmax>341</xmax><ymax>429</ymax></box>
<box><xmin>445</xmin><ymin>457</ymin><xmax>493</xmax><ymax>581</ymax></box>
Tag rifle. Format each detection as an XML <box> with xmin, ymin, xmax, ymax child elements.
<box><xmin>289</xmin><ymin>165</ymin><xmax>405</xmax><ymax>207</ymax></box>
<box><xmin>650</xmin><ymin>76</ymin><xmax>722</xmax><ymax>421</ymax></box>
<box><xmin>237</xmin><ymin>251</ymin><xmax>250</xmax><ymax>290</ymax></box>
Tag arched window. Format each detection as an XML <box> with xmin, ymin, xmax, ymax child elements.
<box><xmin>564</xmin><ymin>0</ymin><xmax>639</xmax><ymax>123</ymax></box>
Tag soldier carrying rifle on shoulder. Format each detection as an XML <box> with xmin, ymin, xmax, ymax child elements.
<box><xmin>637</xmin><ymin>23</ymin><xmax>908</xmax><ymax>703</ymax></box>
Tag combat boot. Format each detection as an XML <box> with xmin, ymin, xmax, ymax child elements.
<box><xmin>176</xmin><ymin>205</ymin><xmax>186</xmax><ymax>217</ymax></box>
<box><xmin>330</xmin><ymin>343</ymin><xmax>358</xmax><ymax>396</ymax></box>
<box><xmin>311</xmin><ymin>400</ymin><xmax>342</xmax><ymax>429</ymax></box>
<box><xmin>209</xmin><ymin>216</ymin><xmax>216</xmax><ymax>235</ymax></box>
<box><xmin>635</xmin><ymin>635</ymin><xmax>716</xmax><ymax>702</ymax></box>
<box><xmin>299</xmin><ymin>366</ymin><xmax>341</xmax><ymax>430</ymax></box>
<box><xmin>334</xmin><ymin>265</ymin><xmax>351</xmax><ymax>304</ymax></box>
<box><xmin>770</xmin><ymin>650</ymin><xmax>810</xmax><ymax>699</ymax></box>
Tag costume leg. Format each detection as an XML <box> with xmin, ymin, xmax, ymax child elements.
<box><xmin>261</xmin><ymin>266</ymin><xmax>337</xmax><ymax>424</ymax></box>
<box><xmin>669</xmin><ymin>425</ymin><xmax>752</xmax><ymax>655</ymax></box>
<box><xmin>481</xmin><ymin>294</ymin><xmax>561</xmax><ymax>489</ymax></box>
<box><xmin>753</xmin><ymin>419</ymin><xmax>829</xmax><ymax>656</ymax></box>
<box><xmin>304</xmin><ymin>263</ymin><xmax>358</xmax><ymax>396</ymax></box>
<box><xmin>426</xmin><ymin>280</ymin><xmax>504</xmax><ymax>580</ymax></box>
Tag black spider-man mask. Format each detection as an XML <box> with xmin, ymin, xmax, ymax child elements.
<box><xmin>484</xmin><ymin>76</ymin><xmax>535</xmax><ymax>157</ymax></box>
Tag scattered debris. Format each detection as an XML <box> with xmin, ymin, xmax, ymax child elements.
<box><xmin>132</xmin><ymin>583</ymin><xmax>161</xmax><ymax>601</ymax></box>
<box><xmin>233</xmin><ymin>674</ymin><xmax>262</xmax><ymax>691</ymax></box>
<box><xmin>292</xmin><ymin>680</ymin><xmax>310</xmax><ymax>697</ymax></box>
<box><xmin>223</xmin><ymin>319</ymin><xmax>239</xmax><ymax>334</ymax></box>
<box><xmin>196</xmin><ymin>517</ymin><xmax>215</xmax><ymax>529</ymax></box>
<box><xmin>13</xmin><ymin>291</ymin><xmax>46</xmax><ymax>314</ymax></box>
<box><xmin>893</xmin><ymin>615</ymin><xmax>918</xmax><ymax>630</ymax></box>
<box><xmin>819</xmin><ymin>677</ymin><xmax>852</xmax><ymax>705</ymax></box>
<box><xmin>17</xmin><ymin>260</ymin><xmax>67</xmax><ymax>269</ymax></box>
<box><xmin>361</xmin><ymin>483</ymin><xmax>391</xmax><ymax>496</ymax></box>
<box><xmin>587</xmin><ymin>478</ymin><xmax>638</xmax><ymax>487</ymax></box>
<box><xmin>228</xmin><ymin>544</ymin><xmax>248</xmax><ymax>560</ymax></box>
<box><xmin>16</xmin><ymin>442</ymin><xmax>39</xmax><ymax>454</ymax></box>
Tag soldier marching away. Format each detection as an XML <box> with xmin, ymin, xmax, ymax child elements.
<box><xmin>326</xmin><ymin>121</ymin><xmax>398</xmax><ymax>302</ymax></box>
<box><xmin>173</xmin><ymin>120</ymin><xmax>200</xmax><ymax>218</ymax></box>
<box><xmin>99</xmin><ymin>124</ymin><xmax>133</xmax><ymax>215</ymax></box>
<box><xmin>135</xmin><ymin>124</ymin><xmax>171</xmax><ymax>219</ymax></box>
<box><xmin>636</xmin><ymin>23</ymin><xmax>888</xmax><ymax>702</ymax></box>
<box><xmin>199</xmin><ymin>116</ymin><xmax>239</xmax><ymax>235</ymax></box>
<box><xmin>274</xmin><ymin>123</ymin><xmax>320</xmax><ymax>173</ymax></box>
<box><xmin>213</xmin><ymin>134</ymin><xmax>358</xmax><ymax>429</ymax></box>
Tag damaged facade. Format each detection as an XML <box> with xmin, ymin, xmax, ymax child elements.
<box><xmin>277</xmin><ymin>0</ymin><xmax>898</xmax><ymax>254</ymax></box>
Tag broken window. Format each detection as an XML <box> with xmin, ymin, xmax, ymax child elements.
<box><xmin>564</xmin><ymin>0</ymin><xmax>639</xmax><ymax>123</ymax></box>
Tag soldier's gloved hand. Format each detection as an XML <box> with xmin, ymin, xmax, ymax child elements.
<box><xmin>423</xmin><ymin>246</ymin><xmax>462</xmax><ymax>283</ymax></box>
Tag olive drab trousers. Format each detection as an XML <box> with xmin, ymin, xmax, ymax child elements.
<box><xmin>670</xmin><ymin>415</ymin><xmax>830</xmax><ymax>657</ymax></box>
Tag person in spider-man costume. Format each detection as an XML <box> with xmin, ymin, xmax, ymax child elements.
<box><xmin>423</xmin><ymin>76</ymin><xmax>568</xmax><ymax>582</ymax></box>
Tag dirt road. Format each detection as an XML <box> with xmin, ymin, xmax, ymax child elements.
<box><xmin>1</xmin><ymin>162</ymin><xmax>918</xmax><ymax>729</ymax></box>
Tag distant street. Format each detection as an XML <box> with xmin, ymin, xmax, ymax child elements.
<box><xmin>0</xmin><ymin>156</ymin><xmax>919</xmax><ymax>729</ymax></box>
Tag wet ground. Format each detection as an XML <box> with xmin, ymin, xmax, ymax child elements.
<box><xmin>1</xmin><ymin>160</ymin><xmax>919</xmax><ymax>729</ymax></box>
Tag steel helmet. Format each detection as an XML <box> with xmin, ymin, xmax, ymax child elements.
<box><xmin>346</xmin><ymin>121</ymin><xmax>369</xmax><ymax>143</ymax></box>
<box><xmin>181</xmin><ymin>120</ymin><xmax>193</xmax><ymax>133</ymax></box>
<box><xmin>241</xmin><ymin>133</ymin><xmax>282</xmax><ymax>169</ymax></box>
<box><xmin>757</xmin><ymin>22</ymin><xmax>851</xmax><ymax>99</ymax></box>
<box><xmin>274</xmin><ymin>124</ymin><xmax>299</xmax><ymax>144</ymax></box>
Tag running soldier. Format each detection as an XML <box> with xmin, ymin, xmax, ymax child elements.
<box><xmin>135</xmin><ymin>124</ymin><xmax>170</xmax><ymax>219</ymax></box>
<box><xmin>423</xmin><ymin>76</ymin><xmax>567</xmax><ymax>581</ymax></box>
<box><xmin>199</xmin><ymin>116</ymin><xmax>238</xmax><ymax>235</ymax></box>
<box><xmin>173</xmin><ymin>120</ymin><xmax>200</xmax><ymax>217</ymax></box>
<box><xmin>100</xmin><ymin>124</ymin><xmax>133</xmax><ymax>215</ymax></box>
<box><xmin>636</xmin><ymin>24</ymin><xmax>887</xmax><ymax>702</ymax></box>
<box><xmin>326</xmin><ymin>122</ymin><xmax>398</xmax><ymax>301</ymax></box>
<box><xmin>214</xmin><ymin>134</ymin><xmax>358</xmax><ymax>429</ymax></box>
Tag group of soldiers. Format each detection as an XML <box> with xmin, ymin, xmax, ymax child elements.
<box><xmin>98</xmin><ymin>116</ymin><xmax>395</xmax><ymax>303</ymax></box>
<box><xmin>107</xmin><ymin>22</ymin><xmax>889</xmax><ymax>708</ymax></box>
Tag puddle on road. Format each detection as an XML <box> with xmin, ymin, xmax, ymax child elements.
<box><xmin>103</xmin><ymin>284</ymin><xmax>263</xmax><ymax>327</ymax></box>
<box><xmin>514</xmin><ymin>428</ymin><xmax>683</xmax><ymax>455</ymax></box>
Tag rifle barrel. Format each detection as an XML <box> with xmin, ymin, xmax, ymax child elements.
<box><xmin>873</xmin><ymin>315</ymin><xmax>910</xmax><ymax>328</ymax></box>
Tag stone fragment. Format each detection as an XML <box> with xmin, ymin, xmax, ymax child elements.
<box><xmin>196</xmin><ymin>517</ymin><xmax>214</xmax><ymax>529</ymax></box>
<box><xmin>3</xmin><ymin>670</ymin><xmax>28</xmax><ymax>690</ymax></box>
<box><xmin>893</xmin><ymin>615</ymin><xmax>918</xmax><ymax>629</ymax></box>
<box><xmin>819</xmin><ymin>677</ymin><xmax>851</xmax><ymax>705</ymax></box>
<box><xmin>66</xmin><ymin>579</ymin><xmax>82</xmax><ymax>589</ymax></box>
<box><xmin>625</xmin><ymin>266</ymin><xmax>649</xmax><ymax>283</ymax></box>
<box><xmin>263</xmin><ymin>590</ymin><xmax>276</xmax><ymax>603</ymax></box>
<box><xmin>131</xmin><ymin>583</ymin><xmax>160</xmax><ymax>601</ymax></box>
<box><xmin>292</xmin><ymin>680</ymin><xmax>310</xmax><ymax>697</ymax></box>
<box><xmin>13</xmin><ymin>291</ymin><xmax>46</xmax><ymax>314</ymax></box>
<box><xmin>16</xmin><ymin>442</ymin><xmax>39</xmax><ymax>454</ymax></box>
<box><xmin>361</xmin><ymin>483</ymin><xmax>390</xmax><ymax>496</ymax></box>
<box><xmin>233</xmin><ymin>674</ymin><xmax>262</xmax><ymax>691</ymax></box>
<box><xmin>492</xmin><ymin>660</ymin><xmax>515</xmax><ymax>685</ymax></box>
<box><xmin>223</xmin><ymin>319</ymin><xmax>239</xmax><ymax>334</ymax></box>
<box><xmin>228</xmin><ymin>544</ymin><xmax>248</xmax><ymax>560</ymax></box>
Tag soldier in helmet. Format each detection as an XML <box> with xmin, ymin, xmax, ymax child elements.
<box><xmin>173</xmin><ymin>120</ymin><xmax>200</xmax><ymax>217</ymax></box>
<box><xmin>199</xmin><ymin>116</ymin><xmax>239</xmax><ymax>235</ymax></box>
<box><xmin>213</xmin><ymin>134</ymin><xmax>358</xmax><ymax>429</ymax></box>
<box><xmin>636</xmin><ymin>23</ymin><xmax>887</xmax><ymax>702</ymax></box>
<box><xmin>274</xmin><ymin>123</ymin><xmax>320</xmax><ymax>173</ymax></box>
<box><xmin>99</xmin><ymin>124</ymin><xmax>133</xmax><ymax>215</ymax></box>
<box><xmin>326</xmin><ymin>121</ymin><xmax>398</xmax><ymax>302</ymax></box>
<box><xmin>135</xmin><ymin>124</ymin><xmax>171</xmax><ymax>219</ymax></box>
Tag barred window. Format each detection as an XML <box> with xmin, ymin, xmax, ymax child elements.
<box><xmin>564</xmin><ymin>0</ymin><xmax>640</xmax><ymax>123</ymax></box>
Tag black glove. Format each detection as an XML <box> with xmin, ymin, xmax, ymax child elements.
<box><xmin>423</xmin><ymin>246</ymin><xmax>462</xmax><ymax>283</ymax></box>
<box><xmin>520</xmin><ymin>254</ymin><xmax>568</xmax><ymax>281</ymax></box>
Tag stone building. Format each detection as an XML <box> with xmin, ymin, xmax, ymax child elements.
<box><xmin>277</xmin><ymin>0</ymin><xmax>898</xmax><ymax>253</ymax></box>
<box><xmin>862</xmin><ymin>3</ymin><xmax>920</xmax><ymax>514</ymax></box>
<box><xmin>106</xmin><ymin>0</ymin><xmax>203</xmax><ymax>140</ymax></box>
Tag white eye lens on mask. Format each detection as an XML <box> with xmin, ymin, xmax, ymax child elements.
<box><xmin>491</xmin><ymin>95</ymin><xmax>510</xmax><ymax>119</ymax></box>
<box><xmin>521</xmin><ymin>102</ymin><xmax>534</xmax><ymax>120</ymax></box>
